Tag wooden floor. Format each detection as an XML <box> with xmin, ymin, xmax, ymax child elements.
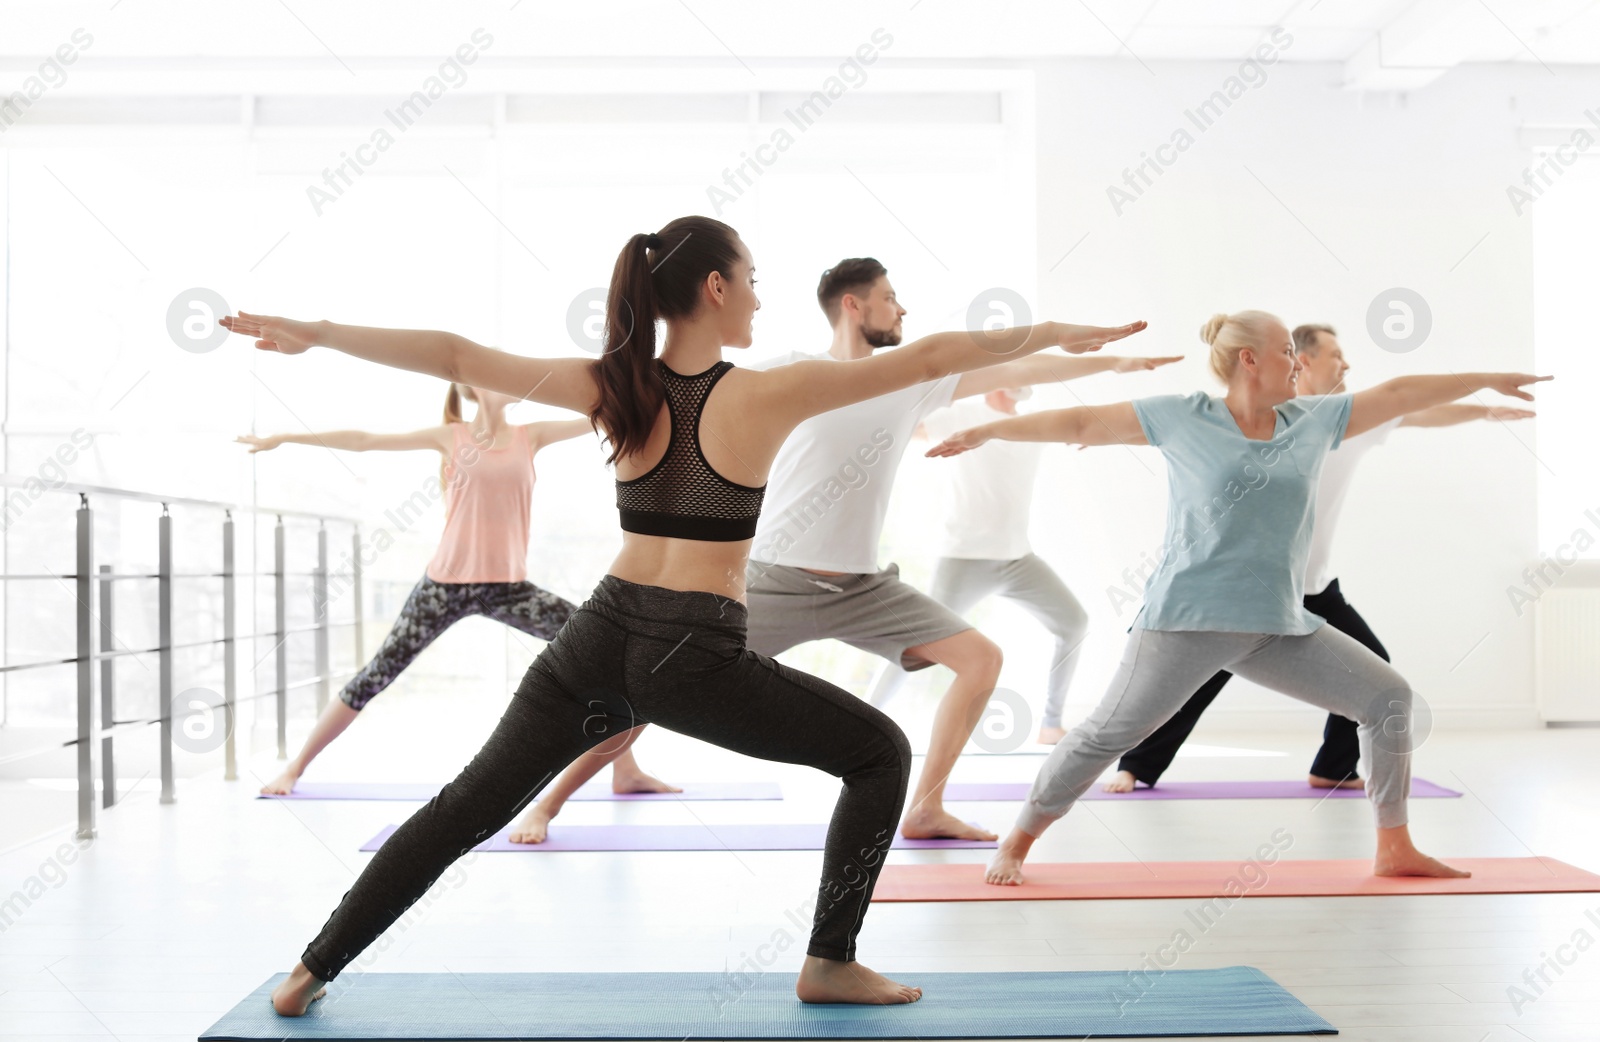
<box><xmin>2</xmin><ymin>723</ymin><xmax>1598</xmax><ymax>1042</ymax></box>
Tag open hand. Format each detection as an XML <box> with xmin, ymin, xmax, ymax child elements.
<box><xmin>1487</xmin><ymin>406</ymin><xmax>1535</xmax><ymax>421</ymax></box>
<box><xmin>1113</xmin><ymin>354</ymin><xmax>1183</xmax><ymax>373</ymax></box>
<box><xmin>1485</xmin><ymin>373</ymin><xmax>1553</xmax><ymax>401</ymax></box>
<box><xmin>925</xmin><ymin>426</ymin><xmax>991</xmax><ymax>458</ymax></box>
<box><xmin>1058</xmin><ymin>320</ymin><xmax>1148</xmax><ymax>355</ymax></box>
<box><xmin>235</xmin><ymin>434</ymin><xmax>284</xmax><ymax>454</ymax></box>
<box><xmin>219</xmin><ymin>311</ymin><xmax>320</xmax><ymax>355</ymax></box>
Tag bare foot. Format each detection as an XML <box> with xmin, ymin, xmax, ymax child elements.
<box><xmin>1374</xmin><ymin>824</ymin><xmax>1471</xmax><ymax>878</ymax></box>
<box><xmin>984</xmin><ymin>828</ymin><xmax>1036</xmax><ymax>885</ymax></box>
<box><xmin>795</xmin><ymin>956</ymin><xmax>921</xmax><ymax>1004</ymax></box>
<box><xmin>270</xmin><ymin>963</ymin><xmax>327</xmax><ymax>1016</ymax></box>
<box><xmin>1101</xmin><ymin>770</ymin><xmax>1138</xmax><ymax>793</ymax></box>
<box><xmin>260</xmin><ymin>767</ymin><xmax>303</xmax><ymax>796</ymax></box>
<box><xmin>1375</xmin><ymin>849</ymin><xmax>1472</xmax><ymax>878</ymax></box>
<box><xmin>507</xmin><ymin>801</ymin><xmax>553</xmax><ymax>844</ymax></box>
<box><xmin>900</xmin><ymin>806</ymin><xmax>997</xmax><ymax>842</ymax></box>
<box><xmin>1036</xmin><ymin>726</ymin><xmax>1066</xmax><ymax>745</ymax></box>
<box><xmin>611</xmin><ymin>770</ymin><xmax>682</xmax><ymax>795</ymax></box>
<box><xmin>1309</xmin><ymin>774</ymin><xmax>1364</xmax><ymax>790</ymax></box>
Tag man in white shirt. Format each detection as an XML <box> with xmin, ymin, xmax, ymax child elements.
<box><xmin>507</xmin><ymin>259</ymin><xmax>1174</xmax><ymax>846</ymax></box>
<box><xmin>865</xmin><ymin>385</ymin><xmax>1089</xmax><ymax>747</ymax></box>
<box><xmin>747</xmin><ymin>259</ymin><xmax>1178</xmax><ymax>840</ymax></box>
<box><xmin>1105</xmin><ymin>323</ymin><xmax>1533</xmax><ymax>792</ymax></box>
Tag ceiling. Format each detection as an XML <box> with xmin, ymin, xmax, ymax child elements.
<box><xmin>1</xmin><ymin>0</ymin><xmax>1597</xmax><ymax>93</ymax></box>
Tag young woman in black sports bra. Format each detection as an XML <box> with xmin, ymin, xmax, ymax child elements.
<box><xmin>222</xmin><ymin>215</ymin><xmax>1146</xmax><ymax>1014</ymax></box>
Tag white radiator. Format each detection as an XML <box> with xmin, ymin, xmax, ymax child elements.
<box><xmin>1535</xmin><ymin>562</ymin><xmax>1600</xmax><ymax>723</ymax></box>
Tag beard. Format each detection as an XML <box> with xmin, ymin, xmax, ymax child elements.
<box><xmin>862</xmin><ymin>322</ymin><xmax>902</xmax><ymax>349</ymax></box>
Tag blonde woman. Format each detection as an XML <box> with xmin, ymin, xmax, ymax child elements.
<box><xmin>927</xmin><ymin>309</ymin><xmax>1547</xmax><ymax>886</ymax></box>
<box><xmin>241</xmin><ymin>384</ymin><xmax>676</xmax><ymax>800</ymax></box>
<box><xmin>1103</xmin><ymin>323</ymin><xmax>1534</xmax><ymax>794</ymax></box>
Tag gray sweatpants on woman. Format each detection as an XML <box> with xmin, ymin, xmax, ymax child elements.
<box><xmin>1017</xmin><ymin>624</ymin><xmax>1414</xmax><ymax>836</ymax></box>
<box><xmin>869</xmin><ymin>554</ymin><xmax>1089</xmax><ymax>728</ymax></box>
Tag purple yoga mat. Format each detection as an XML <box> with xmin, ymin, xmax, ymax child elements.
<box><xmin>360</xmin><ymin>822</ymin><xmax>997</xmax><ymax>852</ymax></box>
<box><xmin>943</xmin><ymin>778</ymin><xmax>1461</xmax><ymax>801</ymax></box>
<box><xmin>260</xmin><ymin>781</ymin><xmax>782</xmax><ymax>802</ymax></box>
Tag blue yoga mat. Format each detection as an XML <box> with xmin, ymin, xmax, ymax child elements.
<box><xmin>200</xmin><ymin>967</ymin><xmax>1334</xmax><ymax>1039</ymax></box>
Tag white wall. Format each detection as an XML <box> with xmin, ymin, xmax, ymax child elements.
<box><xmin>978</xmin><ymin>57</ymin><xmax>1600</xmax><ymax>733</ymax></box>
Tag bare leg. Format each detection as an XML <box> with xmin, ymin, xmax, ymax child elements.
<box><xmin>270</xmin><ymin>962</ymin><xmax>326</xmax><ymax>1016</ymax></box>
<box><xmin>985</xmin><ymin>826</ymin><xmax>1038</xmax><ymax>885</ymax></box>
<box><xmin>898</xmin><ymin>630</ymin><xmax>1002</xmax><ymax>842</ymax></box>
<box><xmin>260</xmin><ymin>700</ymin><xmax>359</xmax><ymax>794</ymax></box>
<box><xmin>507</xmin><ymin>725</ymin><xmax>675</xmax><ymax>843</ymax></box>
<box><xmin>797</xmin><ymin>956</ymin><xmax>922</xmax><ymax>1004</ymax></box>
<box><xmin>1374</xmin><ymin>823</ymin><xmax>1469</xmax><ymax>878</ymax></box>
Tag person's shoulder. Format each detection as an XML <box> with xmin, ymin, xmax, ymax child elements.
<box><xmin>1280</xmin><ymin>392</ymin><xmax>1352</xmax><ymax>423</ymax></box>
<box><xmin>1138</xmin><ymin>390</ymin><xmax>1208</xmax><ymax>414</ymax></box>
<box><xmin>745</xmin><ymin>349</ymin><xmax>823</xmax><ymax>372</ymax></box>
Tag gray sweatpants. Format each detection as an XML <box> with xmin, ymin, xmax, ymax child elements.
<box><xmin>1017</xmin><ymin>624</ymin><xmax>1414</xmax><ymax>836</ymax></box>
<box><xmin>869</xmin><ymin>554</ymin><xmax>1089</xmax><ymax>728</ymax></box>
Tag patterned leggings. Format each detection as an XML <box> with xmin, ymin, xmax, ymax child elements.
<box><xmin>340</xmin><ymin>575</ymin><xmax>575</xmax><ymax>710</ymax></box>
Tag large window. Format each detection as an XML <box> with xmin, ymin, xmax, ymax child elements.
<box><xmin>0</xmin><ymin>68</ymin><xmax>1037</xmax><ymax>747</ymax></box>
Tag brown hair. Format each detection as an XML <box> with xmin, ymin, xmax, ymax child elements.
<box><xmin>816</xmin><ymin>258</ymin><xmax>887</xmax><ymax>325</ymax></box>
<box><xmin>440</xmin><ymin>383</ymin><xmax>474</xmax><ymax>492</ymax></box>
<box><xmin>1199</xmin><ymin>310</ymin><xmax>1283</xmax><ymax>382</ymax></box>
<box><xmin>590</xmin><ymin>216</ymin><xmax>743</xmax><ymax>464</ymax></box>
<box><xmin>1292</xmin><ymin>323</ymin><xmax>1335</xmax><ymax>356</ymax></box>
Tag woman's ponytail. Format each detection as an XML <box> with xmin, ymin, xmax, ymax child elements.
<box><xmin>592</xmin><ymin>233</ymin><xmax>663</xmax><ymax>464</ymax></box>
<box><xmin>590</xmin><ymin>216</ymin><xmax>742</xmax><ymax>464</ymax></box>
<box><xmin>440</xmin><ymin>383</ymin><xmax>469</xmax><ymax>490</ymax></box>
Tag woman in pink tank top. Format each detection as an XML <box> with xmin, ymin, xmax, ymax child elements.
<box><xmin>238</xmin><ymin>383</ymin><xmax>680</xmax><ymax>803</ymax></box>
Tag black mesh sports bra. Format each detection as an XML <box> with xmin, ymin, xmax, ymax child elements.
<box><xmin>615</xmin><ymin>359</ymin><xmax>767</xmax><ymax>541</ymax></box>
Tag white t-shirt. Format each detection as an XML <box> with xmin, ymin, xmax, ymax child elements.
<box><xmin>921</xmin><ymin>400</ymin><xmax>1044</xmax><ymax>560</ymax></box>
<box><xmin>1303</xmin><ymin>416</ymin><xmax>1403</xmax><ymax>596</ymax></box>
<box><xmin>749</xmin><ymin>350</ymin><xmax>961</xmax><ymax>573</ymax></box>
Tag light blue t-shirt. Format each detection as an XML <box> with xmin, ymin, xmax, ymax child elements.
<box><xmin>1131</xmin><ymin>391</ymin><xmax>1355</xmax><ymax>635</ymax></box>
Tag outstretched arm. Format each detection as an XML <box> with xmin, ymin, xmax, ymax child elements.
<box><xmin>1398</xmin><ymin>404</ymin><xmax>1536</xmax><ymax>428</ymax></box>
<box><xmin>952</xmin><ymin>353</ymin><xmax>1183</xmax><ymax>400</ymax></box>
<box><xmin>236</xmin><ymin>427</ymin><xmax>452</xmax><ymax>454</ymax></box>
<box><xmin>1346</xmin><ymin>373</ymin><xmax>1551</xmax><ymax>439</ymax></box>
<box><xmin>220</xmin><ymin>312</ymin><xmax>600</xmax><ymax>415</ymax></box>
<box><xmin>756</xmin><ymin>320</ymin><xmax>1148</xmax><ymax>430</ymax></box>
<box><xmin>925</xmin><ymin>402</ymin><xmax>1147</xmax><ymax>457</ymax></box>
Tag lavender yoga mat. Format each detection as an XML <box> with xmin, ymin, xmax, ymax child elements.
<box><xmin>261</xmin><ymin>780</ymin><xmax>782</xmax><ymax>802</ymax></box>
<box><xmin>360</xmin><ymin>822</ymin><xmax>997</xmax><ymax>852</ymax></box>
<box><xmin>943</xmin><ymin>777</ymin><xmax>1461</xmax><ymax>801</ymax></box>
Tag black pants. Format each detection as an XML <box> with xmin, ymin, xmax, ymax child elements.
<box><xmin>300</xmin><ymin>575</ymin><xmax>911</xmax><ymax>980</ymax></box>
<box><xmin>1116</xmin><ymin>579</ymin><xmax>1387</xmax><ymax>786</ymax></box>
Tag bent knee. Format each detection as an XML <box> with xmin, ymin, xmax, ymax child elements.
<box><xmin>952</xmin><ymin>632</ymin><xmax>1004</xmax><ymax>681</ymax></box>
<box><xmin>1050</xmin><ymin>609</ymin><xmax>1090</xmax><ymax>643</ymax></box>
<box><xmin>857</xmin><ymin>719</ymin><xmax>913</xmax><ymax>782</ymax></box>
<box><xmin>1360</xmin><ymin>680</ymin><xmax>1413</xmax><ymax>726</ymax></box>
<box><xmin>887</xmin><ymin>725</ymin><xmax>913</xmax><ymax>772</ymax></box>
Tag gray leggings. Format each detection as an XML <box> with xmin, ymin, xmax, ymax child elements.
<box><xmin>869</xmin><ymin>554</ymin><xmax>1089</xmax><ymax>728</ymax></box>
<box><xmin>341</xmin><ymin>575</ymin><xmax>574</xmax><ymax>710</ymax></box>
<box><xmin>1017</xmin><ymin>625</ymin><xmax>1414</xmax><ymax>836</ymax></box>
